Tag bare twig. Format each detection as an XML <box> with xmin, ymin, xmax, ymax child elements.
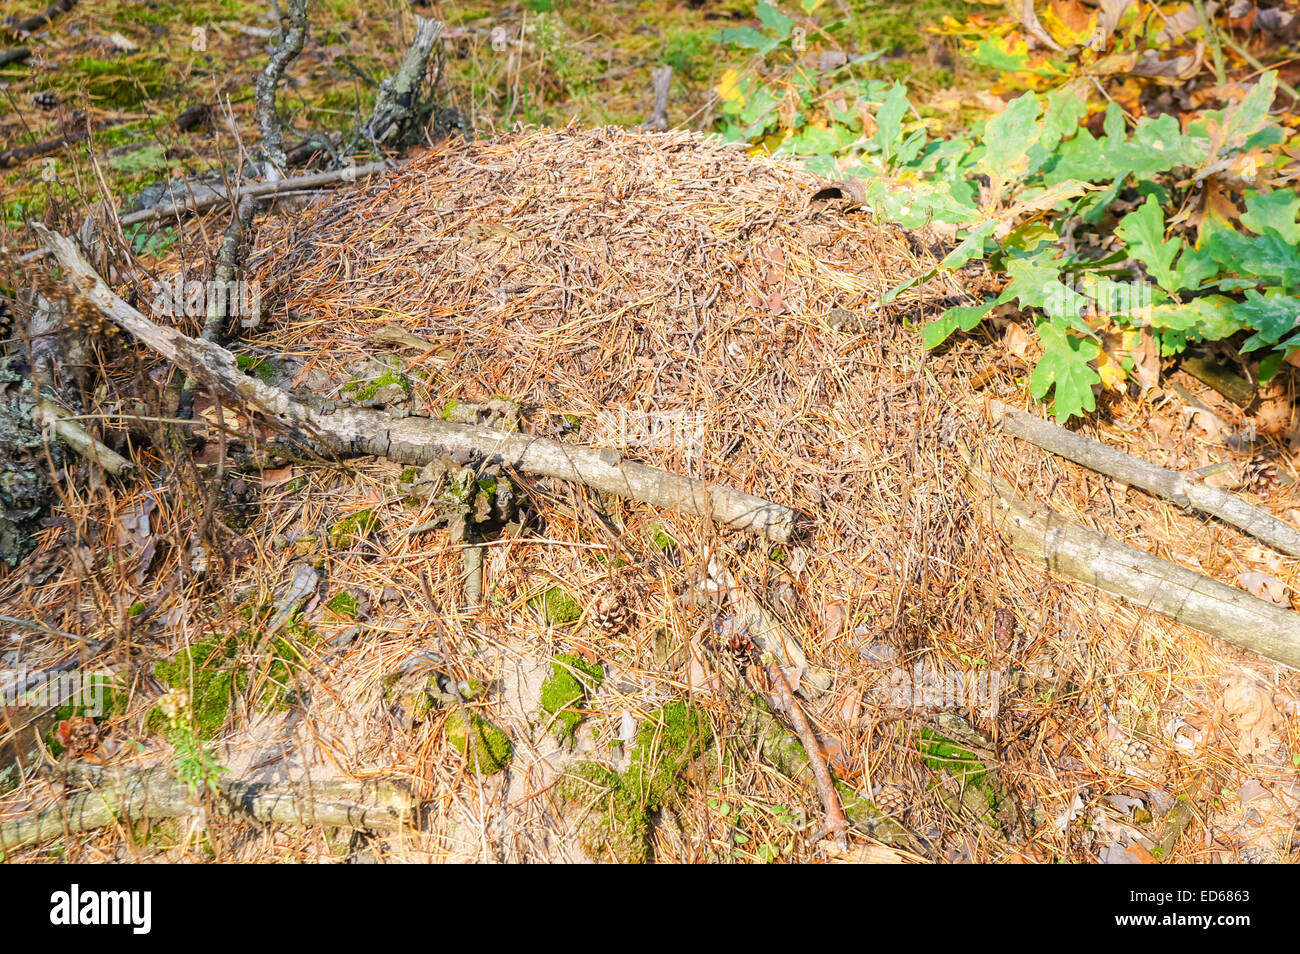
<box><xmin>254</xmin><ymin>0</ymin><xmax>309</xmax><ymax>172</ymax></box>
<box><xmin>762</xmin><ymin>660</ymin><xmax>849</xmax><ymax>848</ymax></box>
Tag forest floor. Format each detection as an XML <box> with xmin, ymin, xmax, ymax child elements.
<box><xmin>1</xmin><ymin>0</ymin><xmax>1299</xmax><ymax>864</ymax></box>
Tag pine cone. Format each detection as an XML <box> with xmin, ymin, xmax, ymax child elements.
<box><xmin>31</xmin><ymin>91</ymin><xmax>58</xmax><ymax>111</ymax></box>
<box><xmin>56</xmin><ymin>716</ymin><xmax>102</xmax><ymax>756</ymax></box>
<box><xmin>873</xmin><ymin>783</ymin><xmax>908</xmax><ymax>820</ymax></box>
<box><xmin>1111</xmin><ymin>735</ymin><xmax>1153</xmax><ymax>768</ymax></box>
<box><xmin>588</xmin><ymin>592</ymin><xmax>629</xmax><ymax>635</ymax></box>
<box><xmin>1238</xmin><ymin>457</ymin><xmax>1278</xmax><ymax>495</ymax></box>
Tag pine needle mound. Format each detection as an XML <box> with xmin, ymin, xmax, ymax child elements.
<box><xmin>252</xmin><ymin>124</ymin><xmax>958</xmax><ymax>542</ymax></box>
<box><xmin>250</xmin><ymin>125</ymin><xmax>1000</xmax><ymax>643</ymax></box>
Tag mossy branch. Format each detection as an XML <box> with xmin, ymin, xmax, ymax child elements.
<box><xmin>255</xmin><ymin>0</ymin><xmax>310</xmax><ymax>172</ymax></box>
<box><xmin>0</xmin><ymin>764</ymin><xmax>416</xmax><ymax>852</ymax></box>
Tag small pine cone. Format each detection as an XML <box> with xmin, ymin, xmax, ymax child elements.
<box><xmin>56</xmin><ymin>716</ymin><xmax>101</xmax><ymax>756</ymax></box>
<box><xmin>0</xmin><ymin>297</ymin><xmax>12</xmax><ymax>340</ymax></box>
<box><xmin>1238</xmin><ymin>457</ymin><xmax>1278</xmax><ymax>495</ymax></box>
<box><xmin>588</xmin><ymin>593</ymin><xmax>629</xmax><ymax>635</ymax></box>
<box><xmin>873</xmin><ymin>783</ymin><xmax>908</xmax><ymax>820</ymax></box>
<box><xmin>32</xmin><ymin>91</ymin><xmax>58</xmax><ymax>111</ymax></box>
<box><xmin>1112</xmin><ymin>735</ymin><xmax>1153</xmax><ymax>768</ymax></box>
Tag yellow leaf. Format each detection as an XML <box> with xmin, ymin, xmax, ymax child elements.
<box><xmin>716</xmin><ymin>69</ymin><xmax>745</xmax><ymax>107</ymax></box>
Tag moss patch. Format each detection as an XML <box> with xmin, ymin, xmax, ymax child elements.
<box><xmin>530</xmin><ymin>585</ymin><xmax>582</xmax><ymax>625</ymax></box>
<box><xmin>539</xmin><ymin>654</ymin><xmax>604</xmax><ymax>742</ymax></box>
<box><xmin>561</xmin><ymin>702</ymin><xmax>711</xmax><ymax>863</ymax></box>
<box><xmin>150</xmin><ymin>635</ymin><xmax>241</xmax><ymax>739</ymax></box>
<box><xmin>325</xmin><ymin>590</ymin><xmax>360</xmax><ymax>619</ymax></box>
<box><xmin>148</xmin><ymin>625</ymin><xmax>318</xmax><ymax>739</ymax></box>
<box><xmin>328</xmin><ymin>509</ymin><xmax>381</xmax><ymax>549</ymax></box>
<box><xmin>445</xmin><ymin>710</ymin><xmax>512</xmax><ymax>774</ymax></box>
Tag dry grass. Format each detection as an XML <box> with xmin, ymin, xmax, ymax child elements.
<box><xmin>2</xmin><ymin>126</ymin><xmax>1298</xmax><ymax>863</ymax></box>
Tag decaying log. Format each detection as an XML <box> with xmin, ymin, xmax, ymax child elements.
<box><xmin>0</xmin><ymin>764</ymin><xmax>416</xmax><ymax>851</ymax></box>
<box><xmin>33</xmin><ymin>224</ymin><xmax>797</xmax><ymax>543</ymax></box>
<box><xmin>964</xmin><ymin>447</ymin><xmax>1300</xmax><ymax>670</ymax></box>
<box><xmin>365</xmin><ymin>16</ymin><xmax>443</xmax><ymax>145</ymax></box>
<box><xmin>990</xmin><ymin>400</ymin><xmax>1300</xmax><ymax>559</ymax></box>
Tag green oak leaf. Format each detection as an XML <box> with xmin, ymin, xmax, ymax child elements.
<box><xmin>1031</xmin><ymin>323</ymin><xmax>1100</xmax><ymax>422</ymax></box>
<box><xmin>1241</xmin><ymin>190</ymin><xmax>1300</xmax><ymax>245</ymax></box>
<box><xmin>923</xmin><ymin>299</ymin><xmax>996</xmax><ymax>349</ymax></box>
<box><xmin>1115</xmin><ymin>196</ymin><xmax>1178</xmax><ymax>293</ymax></box>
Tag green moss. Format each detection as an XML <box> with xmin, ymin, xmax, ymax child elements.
<box><xmin>539</xmin><ymin>654</ymin><xmax>604</xmax><ymax>742</ymax></box>
<box><xmin>350</xmin><ymin>369</ymin><xmax>411</xmax><ymax>402</ymax></box>
<box><xmin>624</xmin><ymin>703</ymin><xmax>711</xmax><ymax>808</ymax></box>
<box><xmin>560</xmin><ymin>762</ymin><xmax>651</xmax><ymax>864</ymax></box>
<box><xmin>69</xmin><ymin>55</ymin><xmax>167</xmax><ymax>108</ymax></box>
<box><xmin>128</xmin><ymin>602</ymin><xmax>148</xmax><ymax>618</ymax></box>
<box><xmin>445</xmin><ymin>710</ymin><xmax>512</xmax><ymax>774</ymax></box>
<box><xmin>440</xmin><ymin>398</ymin><xmax>462</xmax><ymax>421</ymax></box>
<box><xmin>561</xmin><ymin>703</ymin><xmax>712</xmax><ymax>863</ymax></box>
<box><xmin>325</xmin><ymin>590</ymin><xmax>360</xmax><ymax>619</ymax></box>
<box><xmin>530</xmin><ymin>586</ymin><xmax>583</xmax><ymax>625</ymax></box>
<box><xmin>235</xmin><ymin>353</ymin><xmax>284</xmax><ymax>384</ymax></box>
<box><xmin>150</xmin><ymin>636</ymin><xmax>241</xmax><ymax>740</ymax></box>
<box><xmin>328</xmin><ymin>509</ymin><xmax>381</xmax><ymax>549</ymax></box>
<box><xmin>148</xmin><ymin>625</ymin><xmax>318</xmax><ymax>738</ymax></box>
<box><xmin>647</xmin><ymin>525</ymin><xmax>678</xmax><ymax>551</ymax></box>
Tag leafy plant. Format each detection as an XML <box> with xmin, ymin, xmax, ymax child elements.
<box><xmin>714</xmin><ymin>3</ymin><xmax>1299</xmax><ymax>421</ymax></box>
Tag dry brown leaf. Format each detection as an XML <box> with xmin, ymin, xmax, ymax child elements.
<box><xmin>1222</xmin><ymin>674</ymin><xmax>1285</xmax><ymax>759</ymax></box>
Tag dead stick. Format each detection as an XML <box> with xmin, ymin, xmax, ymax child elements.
<box><xmin>763</xmin><ymin>660</ymin><xmax>849</xmax><ymax>847</ymax></box>
<box><xmin>35</xmin><ymin>399</ymin><xmax>135</xmax><ymax>476</ymax></box>
<box><xmin>0</xmin><ymin>765</ymin><xmax>415</xmax><ymax>851</ymax></box>
<box><xmin>991</xmin><ymin>400</ymin><xmax>1300</xmax><ymax>559</ymax></box>
<box><xmin>33</xmin><ymin>223</ymin><xmax>797</xmax><ymax>542</ymax></box>
<box><xmin>964</xmin><ymin>445</ymin><xmax>1300</xmax><ymax>670</ymax></box>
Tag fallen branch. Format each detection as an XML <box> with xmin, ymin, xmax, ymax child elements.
<box><xmin>990</xmin><ymin>400</ymin><xmax>1300</xmax><ymax>559</ymax></box>
<box><xmin>0</xmin><ymin>118</ymin><xmax>126</xmax><ymax>170</ymax></box>
<box><xmin>35</xmin><ymin>399</ymin><xmax>135</xmax><ymax>476</ymax></box>
<box><xmin>0</xmin><ymin>47</ymin><xmax>31</xmax><ymax>66</ymax></box>
<box><xmin>119</xmin><ymin>161</ymin><xmax>392</xmax><ymax>227</ymax></box>
<box><xmin>33</xmin><ymin>223</ymin><xmax>797</xmax><ymax>542</ymax></box>
<box><xmin>18</xmin><ymin>163</ymin><xmax>392</xmax><ymax>264</ymax></box>
<box><xmin>964</xmin><ymin>444</ymin><xmax>1300</xmax><ymax>670</ymax></box>
<box><xmin>254</xmin><ymin>0</ymin><xmax>309</xmax><ymax>171</ymax></box>
<box><xmin>0</xmin><ymin>764</ymin><xmax>416</xmax><ymax>851</ymax></box>
<box><xmin>762</xmin><ymin>660</ymin><xmax>848</xmax><ymax>848</ymax></box>
<box><xmin>5</xmin><ymin>0</ymin><xmax>74</xmax><ymax>37</ymax></box>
